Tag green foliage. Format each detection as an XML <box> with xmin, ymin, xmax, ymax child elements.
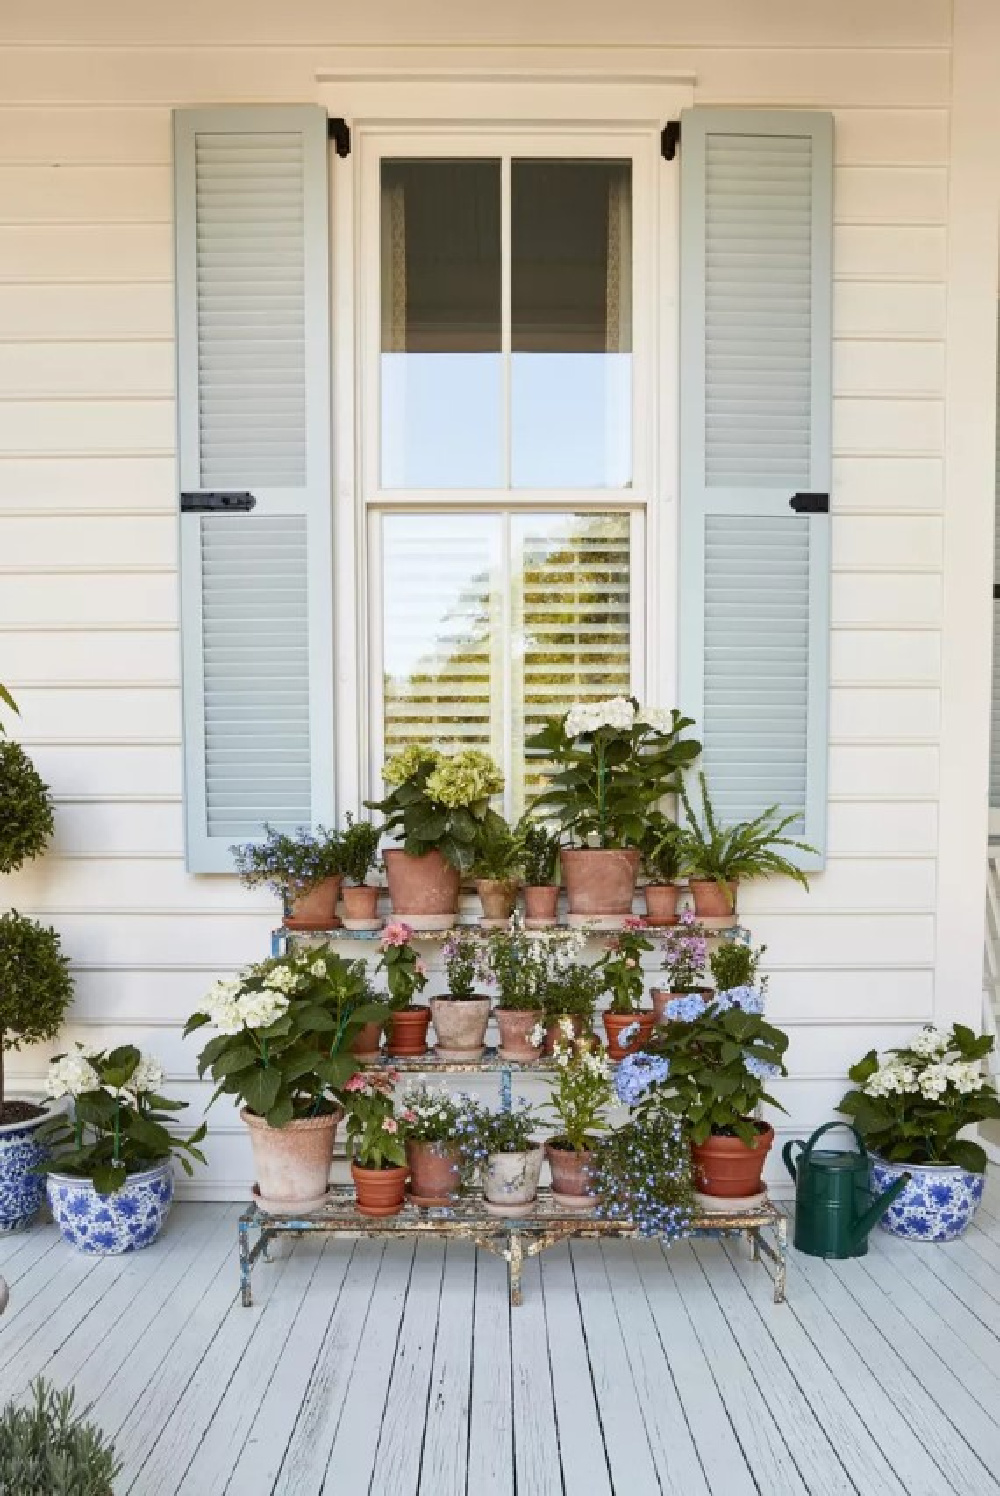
<box><xmin>0</xmin><ymin>741</ymin><xmax>54</xmax><ymax>875</ymax></box>
<box><xmin>465</xmin><ymin>1097</ymin><xmax>539</xmax><ymax>1155</ymax></box>
<box><xmin>366</xmin><ymin>746</ymin><xmax>506</xmax><ymax>873</ymax></box>
<box><xmin>543</xmin><ymin>961</ymin><xmax>604</xmax><ymax>1023</ymax></box>
<box><xmin>231</xmin><ymin>823</ymin><xmax>345</xmax><ymax>895</ymax></box>
<box><xmin>485</xmin><ymin>925</ymin><xmax>550</xmax><ymax>1012</ymax></box>
<box><xmin>186</xmin><ymin>949</ymin><xmax>390</xmax><ymax>1127</ymax></box>
<box><xmin>545</xmin><ymin>1030</ymin><xmax>614</xmax><ymax>1153</ymax></box>
<box><xmin>343</xmin><ymin>1070</ymin><xmax>408</xmax><ymax>1169</ymax></box>
<box><xmin>526</xmin><ymin>701</ymin><xmax>701</xmax><ymax>849</ymax></box>
<box><xmin>377</xmin><ymin>929</ymin><xmax>429</xmax><ymax>1011</ymax></box>
<box><xmin>340</xmin><ymin>813</ymin><xmax>381</xmax><ymax>886</ymax></box>
<box><xmin>514</xmin><ymin>816</ymin><xmax>561</xmax><ymax>885</ymax></box>
<box><xmin>679</xmin><ymin>772</ymin><xmax>815</xmax><ymax>902</ymax></box>
<box><xmin>709</xmin><ymin>938</ymin><xmax>765</xmax><ymax>995</ymax></box>
<box><xmin>0</xmin><ymin>912</ymin><xmax>74</xmax><ymax>1114</ymax></box>
<box><xmin>0</xmin><ymin>1379</ymin><xmax>119</xmax><ymax>1496</ymax></box>
<box><xmin>441</xmin><ymin>931</ymin><xmax>488</xmax><ymax>999</ymax></box>
<box><xmin>838</xmin><ymin>1024</ymin><xmax>1000</xmax><ymax>1172</ymax></box>
<box><xmin>0</xmin><ymin>684</ymin><xmax>17</xmax><ymax>729</ymax></box>
<box><xmin>597</xmin><ymin>922</ymin><xmax>655</xmax><ymax>1014</ymax></box>
<box><xmin>640</xmin><ymin>811</ymin><xmax>684</xmax><ymax>883</ymax></box>
<box><xmin>471</xmin><ymin>817</ymin><xmax>522</xmax><ymax>881</ymax></box>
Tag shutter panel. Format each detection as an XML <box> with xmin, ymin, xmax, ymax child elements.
<box><xmin>678</xmin><ymin>108</ymin><xmax>832</xmax><ymax>867</ymax></box>
<box><xmin>174</xmin><ymin>107</ymin><xmax>334</xmax><ymax>872</ymax></box>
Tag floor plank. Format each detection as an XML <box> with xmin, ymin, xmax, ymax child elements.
<box><xmin>510</xmin><ymin>1254</ymin><xmax>562</xmax><ymax>1496</ymax></box>
<box><xmin>417</xmin><ymin>1241</ymin><xmax>476</xmax><ymax>1496</ymax></box>
<box><xmin>369</xmin><ymin>1239</ymin><xmax>446</xmax><ymax>1496</ymax></box>
<box><xmin>465</xmin><ymin>1248</ymin><xmax>514</xmax><ymax>1496</ymax></box>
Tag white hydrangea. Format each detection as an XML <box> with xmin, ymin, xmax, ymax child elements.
<box><xmin>128</xmin><ymin>1053</ymin><xmax>164</xmax><ymax>1095</ymax></box>
<box><xmin>564</xmin><ymin>696</ymin><xmax>636</xmax><ymax>738</ymax></box>
<box><xmin>944</xmin><ymin>1061</ymin><xmax>989</xmax><ymax>1095</ymax></box>
<box><xmin>202</xmin><ymin>979</ymin><xmax>245</xmax><ymax>1036</ymax></box>
<box><xmin>637</xmin><ymin>706</ymin><xmax>674</xmax><ymax>734</ymax></box>
<box><xmin>864</xmin><ymin>1062</ymin><xmax>918</xmax><ymax>1098</ymax></box>
<box><xmin>262</xmin><ymin>965</ymin><xmax>299</xmax><ymax>994</ymax></box>
<box><xmin>918</xmin><ymin>1063</ymin><xmax>951</xmax><ymax>1101</ymax></box>
<box><xmin>910</xmin><ymin>1026</ymin><xmax>952</xmax><ymax>1059</ymax></box>
<box><xmin>237</xmin><ymin>991</ymin><xmax>290</xmax><ymax>1031</ymax></box>
<box><xmin>46</xmin><ymin>1050</ymin><xmax>100</xmax><ymax>1100</ymax></box>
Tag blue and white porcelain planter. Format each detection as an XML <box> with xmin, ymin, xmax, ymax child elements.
<box><xmin>871</xmin><ymin>1154</ymin><xmax>986</xmax><ymax>1242</ymax></box>
<box><xmin>46</xmin><ymin>1161</ymin><xmax>174</xmax><ymax>1255</ymax></box>
<box><xmin>0</xmin><ymin>1100</ymin><xmax>60</xmax><ymax>1234</ymax></box>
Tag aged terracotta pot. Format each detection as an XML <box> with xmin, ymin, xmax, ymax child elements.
<box><xmin>692</xmin><ymin>1123</ymin><xmax>775</xmax><ymax>1199</ymax></box>
<box><xmin>650</xmin><ymin>987</ymin><xmax>710</xmax><ymax>1024</ymax></box>
<box><xmin>484</xmin><ymin>1145</ymin><xmax>544</xmax><ymax>1216</ymax></box>
<box><xmin>342</xmin><ymin>884</ymin><xmax>381</xmax><ymax>929</ymax></box>
<box><xmin>476</xmin><ymin>877</ymin><xmax>519</xmax><ymax>928</ymax></box>
<box><xmin>523</xmin><ymin>885</ymin><xmax>559</xmax><ymax>927</ymax></box>
<box><xmin>351</xmin><ymin>1161</ymin><xmax>408</xmax><ymax>1217</ymax></box>
<box><xmin>242</xmin><ymin>1108</ymin><xmax>341</xmax><ymax>1213</ymax></box>
<box><xmin>284</xmin><ymin>876</ymin><xmax>342</xmax><ymax>929</ymax></box>
<box><xmin>430</xmin><ymin>995</ymin><xmax>491</xmax><ymax>1059</ymax></box>
<box><xmin>407</xmin><ymin>1139</ymin><xmax>462</xmax><ymax>1206</ymax></box>
<box><xmin>543</xmin><ymin>1013</ymin><xmax>590</xmax><ymax>1056</ymax></box>
<box><xmin>495</xmin><ymin>1008</ymin><xmax>544</xmax><ymax>1062</ymax></box>
<box><xmin>350</xmin><ymin>1020</ymin><xmax>383</xmax><ymax>1061</ymax></box>
<box><xmin>689</xmin><ymin>878</ymin><xmax>738</xmax><ymax>920</ymax></box>
<box><xmin>643</xmin><ymin>883</ymin><xmax>679</xmax><ymax>926</ymax></box>
<box><xmin>561</xmin><ymin>848</ymin><xmax>640</xmax><ymax>917</ymax></box>
<box><xmin>545</xmin><ymin>1140</ymin><xmax>597</xmax><ymax>1210</ymax></box>
<box><xmin>387</xmin><ymin>1006</ymin><xmax>431</xmax><ymax>1057</ymax></box>
<box><xmin>602</xmin><ymin>1011</ymin><xmax>656</xmax><ymax>1060</ymax></box>
<box><xmin>383</xmin><ymin>848</ymin><xmax>460</xmax><ymax>930</ymax></box>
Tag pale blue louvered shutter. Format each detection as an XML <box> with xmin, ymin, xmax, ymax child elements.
<box><xmin>678</xmin><ymin>108</ymin><xmax>833</xmax><ymax>868</ymax></box>
<box><xmin>174</xmin><ymin>107</ymin><xmax>334</xmax><ymax>872</ymax></box>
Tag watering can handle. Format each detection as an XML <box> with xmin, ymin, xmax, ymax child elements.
<box><xmin>802</xmin><ymin>1121</ymin><xmax>867</xmax><ymax>1159</ymax></box>
<box><xmin>782</xmin><ymin>1139</ymin><xmax>803</xmax><ymax>1181</ymax></box>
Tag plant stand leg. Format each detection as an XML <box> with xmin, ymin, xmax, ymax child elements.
<box><xmin>508</xmin><ymin>1230</ymin><xmax>524</xmax><ymax>1308</ymax></box>
<box><xmin>500</xmin><ymin>1067</ymin><xmax>512</xmax><ymax>1114</ymax></box>
<box><xmin>774</xmin><ymin>1213</ymin><xmax>787</xmax><ymax>1304</ymax></box>
<box><xmin>749</xmin><ymin>1227</ymin><xmax>760</xmax><ymax>1263</ymax></box>
<box><xmin>239</xmin><ymin>1213</ymin><xmax>254</xmax><ymax>1308</ymax></box>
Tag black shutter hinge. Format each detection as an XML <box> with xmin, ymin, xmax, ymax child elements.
<box><xmin>328</xmin><ymin>117</ymin><xmax>351</xmax><ymax>157</ymax></box>
<box><xmin>181</xmin><ymin>491</ymin><xmax>256</xmax><ymax>514</ymax></box>
<box><xmin>661</xmin><ymin>121</ymin><xmax>681</xmax><ymax>161</ymax></box>
<box><xmin>993</xmin><ymin>583</ymin><xmax>1000</xmax><ymax>600</ymax></box>
<box><xmin>789</xmin><ymin>492</ymin><xmax>830</xmax><ymax>515</ymax></box>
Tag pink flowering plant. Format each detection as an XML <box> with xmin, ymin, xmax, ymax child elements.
<box><xmin>377</xmin><ymin>923</ymin><xmax>429</xmax><ymax>1011</ymax></box>
<box><xmin>343</xmin><ymin>1069</ymin><xmax>408</xmax><ymax>1169</ymax></box>
<box><xmin>658</xmin><ymin>909</ymin><xmax>708</xmax><ymax>994</ymax></box>
<box><xmin>598</xmin><ymin>918</ymin><xmax>654</xmax><ymax>1014</ymax></box>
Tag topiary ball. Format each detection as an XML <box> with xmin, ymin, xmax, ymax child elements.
<box><xmin>0</xmin><ymin>741</ymin><xmax>54</xmax><ymax>874</ymax></box>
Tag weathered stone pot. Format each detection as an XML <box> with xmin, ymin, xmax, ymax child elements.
<box><xmin>242</xmin><ymin>1107</ymin><xmax>341</xmax><ymax>1214</ymax></box>
<box><xmin>47</xmin><ymin>1162</ymin><xmax>174</xmax><ymax>1254</ymax></box>
<box><xmin>342</xmin><ymin>884</ymin><xmax>382</xmax><ymax>930</ymax></box>
<box><xmin>0</xmin><ymin>1100</ymin><xmax>61</xmax><ymax>1234</ymax></box>
<box><xmin>602</xmin><ymin>1011</ymin><xmax>656</xmax><ymax>1060</ymax></box>
<box><xmin>692</xmin><ymin>1122</ymin><xmax>775</xmax><ymax>1200</ymax></box>
<box><xmin>407</xmin><ymin>1138</ymin><xmax>462</xmax><ymax>1206</ymax></box>
<box><xmin>643</xmin><ymin>884</ymin><xmax>679</xmax><ymax>925</ymax></box>
<box><xmin>523</xmin><ymin>885</ymin><xmax>560</xmax><ymax>928</ymax></box>
<box><xmin>561</xmin><ymin>848</ymin><xmax>640</xmax><ymax>918</ymax></box>
<box><xmin>484</xmin><ymin>1144</ymin><xmax>544</xmax><ymax>1217</ymax></box>
<box><xmin>430</xmin><ymin>995</ymin><xmax>491</xmax><ymax>1060</ymax></box>
<box><xmin>383</xmin><ymin>848</ymin><xmax>460</xmax><ymax>930</ymax></box>
<box><xmin>351</xmin><ymin>1161</ymin><xmax>408</xmax><ymax>1217</ymax></box>
<box><xmin>284</xmin><ymin>876</ymin><xmax>342</xmax><ymax>929</ymax></box>
<box><xmin>688</xmin><ymin>879</ymin><xmax>738</xmax><ymax>921</ymax></box>
<box><xmin>476</xmin><ymin>877</ymin><xmax>519</xmax><ymax>929</ymax></box>
<box><xmin>545</xmin><ymin>1140</ymin><xmax>597</xmax><ymax>1211</ymax></box>
<box><xmin>495</xmin><ymin>1009</ymin><xmax>544</xmax><ymax>1062</ymax></box>
<box><xmin>871</xmin><ymin>1155</ymin><xmax>987</xmax><ymax>1242</ymax></box>
<box><xmin>387</xmin><ymin>1005</ymin><xmax>431</xmax><ymax>1057</ymax></box>
<box><xmin>350</xmin><ymin>1020</ymin><xmax>384</xmax><ymax>1061</ymax></box>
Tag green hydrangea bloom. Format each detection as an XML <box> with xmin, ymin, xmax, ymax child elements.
<box><xmin>382</xmin><ymin>743</ymin><xmax>443</xmax><ymax>787</ymax></box>
<box><xmin>426</xmin><ymin>750</ymin><xmax>504</xmax><ymax>808</ymax></box>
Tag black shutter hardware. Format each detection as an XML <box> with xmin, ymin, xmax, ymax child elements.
<box><xmin>789</xmin><ymin>492</ymin><xmax>830</xmax><ymax>514</ymax></box>
<box><xmin>328</xmin><ymin>118</ymin><xmax>351</xmax><ymax>157</ymax></box>
<box><xmin>181</xmin><ymin>492</ymin><xmax>257</xmax><ymax>513</ymax></box>
<box><xmin>661</xmin><ymin>121</ymin><xmax>681</xmax><ymax>160</ymax></box>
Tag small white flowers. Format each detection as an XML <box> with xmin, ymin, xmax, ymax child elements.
<box><xmin>201</xmin><ymin>976</ymin><xmax>290</xmax><ymax>1034</ymax></box>
<box><xmin>128</xmin><ymin>1054</ymin><xmax>164</xmax><ymax>1096</ymax></box>
<box><xmin>45</xmin><ymin>1050</ymin><xmax>99</xmax><ymax>1100</ymax></box>
<box><xmin>910</xmin><ymin>1026</ymin><xmax>952</xmax><ymax>1059</ymax></box>
<box><xmin>262</xmin><ymin>965</ymin><xmax>300</xmax><ymax>994</ymax></box>
<box><xmin>864</xmin><ymin>1062</ymin><xmax>918</xmax><ymax>1098</ymax></box>
<box><xmin>310</xmin><ymin>958</ymin><xmax>328</xmax><ymax>978</ymax></box>
<box><xmin>528</xmin><ymin>1022</ymin><xmax>546</xmax><ymax>1050</ymax></box>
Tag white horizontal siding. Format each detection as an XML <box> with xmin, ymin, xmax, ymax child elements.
<box><xmin>0</xmin><ymin>6</ymin><xmax>954</xmax><ymax>1197</ymax></box>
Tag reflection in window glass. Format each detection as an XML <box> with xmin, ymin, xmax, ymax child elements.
<box><xmin>511</xmin><ymin>161</ymin><xmax>632</xmax><ymax>489</ymax></box>
<box><xmin>380</xmin><ymin>160</ymin><xmax>503</xmax><ymax>488</ymax></box>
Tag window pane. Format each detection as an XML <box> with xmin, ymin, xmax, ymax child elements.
<box><xmin>380</xmin><ymin>160</ymin><xmax>503</xmax><ymax>488</ymax></box>
<box><xmin>511</xmin><ymin>161</ymin><xmax>632</xmax><ymax>489</ymax></box>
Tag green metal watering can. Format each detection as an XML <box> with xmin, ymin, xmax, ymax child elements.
<box><xmin>783</xmin><ymin>1122</ymin><xmax>910</xmax><ymax>1259</ymax></box>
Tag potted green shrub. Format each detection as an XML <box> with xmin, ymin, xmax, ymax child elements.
<box><xmin>639</xmin><ymin>811</ymin><xmax>684</xmax><ymax>926</ymax></box>
<box><xmin>378</xmin><ymin>923</ymin><xmax>431</xmax><ymax>1056</ymax></box>
<box><xmin>678</xmin><ymin>772</ymin><xmax>813</xmax><ymax>920</ymax></box>
<box><xmin>400</xmin><ymin>1082</ymin><xmax>478</xmax><ymax>1206</ymax></box>
<box><xmin>465</xmin><ymin>1097</ymin><xmax>544</xmax><ymax>1217</ymax></box>
<box><xmin>0</xmin><ymin>1379</ymin><xmax>119</xmax><ymax>1495</ymax></box>
<box><xmin>597</xmin><ymin>918</ymin><xmax>656</xmax><ymax>1058</ymax></box>
<box><xmin>649</xmin><ymin>909</ymin><xmax>708</xmax><ymax>1023</ymax></box>
<box><xmin>186</xmin><ymin>948</ymin><xmax>389</xmax><ymax>1214</ymax></box>
<box><xmin>0</xmin><ymin>739</ymin><xmax>55</xmax><ymax>875</ymax></box>
<box><xmin>0</xmin><ymin>911</ymin><xmax>75</xmax><ymax>1233</ymax></box>
<box><xmin>231</xmin><ymin>824</ymin><xmax>346</xmax><ymax>929</ymax></box>
<box><xmin>367</xmin><ymin>744</ymin><xmax>506</xmax><ymax>928</ymax></box>
<box><xmin>515</xmin><ymin>817</ymin><xmax>561</xmax><ymax>927</ymax></box>
<box><xmin>340</xmin><ymin>813</ymin><xmax>382</xmax><ymax>929</ymax></box>
<box><xmin>541</xmin><ymin>957</ymin><xmax>603</xmax><ymax>1055</ymax></box>
<box><xmin>472</xmin><ymin>817</ymin><xmax>521</xmax><ymax>927</ymax></box>
<box><xmin>527</xmin><ymin>698</ymin><xmax>700</xmax><ymax>921</ymax></box>
<box><xmin>544</xmin><ymin>1025</ymin><xmax>614</xmax><ymax>1211</ymax></box>
<box><xmin>431</xmin><ymin>932</ymin><xmax>491</xmax><ymax>1059</ymax></box>
<box><xmin>343</xmin><ymin>1068</ymin><xmax>409</xmax><ymax>1217</ymax></box>
<box><xmin>839</xmin><ymin>1024</ymin><xmax>1000</xmax><ymax>1241</ymax></box>
<box><xmin>38</xmin><ymin>1044</ymin><xmax>206</xmax><ymax>1252</ymax></box>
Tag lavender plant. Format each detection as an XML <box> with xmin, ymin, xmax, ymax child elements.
<box><xmin>658</xmin><ymin>908</ymin><xmax>707</xmax><ymax>993</ymax></box>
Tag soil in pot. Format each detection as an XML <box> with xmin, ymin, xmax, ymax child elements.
<box><xmin>387</xmin><ymin>1005</ymin><xmax>431</xmax><ymax>1057</ymax></box>
<box><xmin>285</xmin><ymin>876</ymin><xmax>342</xmax><ymax>930</ymax></box>
<box><xmin>643</xmin><ymin>884</ymin><xmax>679</xmax><ymax>926</ymax></box>
<box><xmin>561</xmin><ymin>847</ymin><xmax>640</xmax><ymax>919</ymax></box>
<box><xmin>342</xmin><ymin>883</ymin><xmax>381</xmax><ymax>930</ymax></box>
<box><xmin>688</xmin><ymin>879</ymin><xmax>738</xmax><ymax>922</ymax></box>
<box><xmin>545</xmin><ymin>1139</ymin><xmax>597</xmax><ymax>1211</ymax></box>
<box><xmin>543</xmin><ymin>1014</ymin><xmax>590</xmax><ymax>1056</ymax></box>
<box><xmin>523</xmin><ymin>885</ymin><xmax>559</xmax><ymax>928</ymax></box>
<box><xmin>407</xmin><ymin>1139</ymin><xmax>462</xmax><ymax>1207</ymax></box>
<box><xmin>383</xmin><ymin>848</ymin><xmax>460</xmax><ymax>930</ymax></box>
<box><xmin>495</xmin><ymin>1009</ymin><xmax>544</xmax><ymax>1062</ymax></box>
<box><xmin>602</xmin><ymin>1011</ymin><xmax>656</xmax><ymax>1060</ymax></box>
<box><xmin>352</xmin><ymin>1161</ymin><xmax>408</xmax><ymax>1217</ymax></box>
<box><xmin>430</xmin><ymin>995</ymin><xmax>491</xmax><ymax>1060</ymax></box>
<box><xmin>692</xmin><ymin>1121</ymin><xmax>775</xmax><ymax>1200</ymax></box>
<box><xmin>242</xmin><ymin>1108</ymin><xmax>341</xmax><ymax>1214</ymax></box>
<box><xmin>350</xmin><ymin>1020</ymin><xmax>383</xmax><ymax>1061</ymax></box>
<box><xmin>476</xmin><ymin>877</ymin><xmax>519</xmax><ymax>929</ymax></box>
<box><xmin>484</xmin><ymin>1144</ymin><xmax>544</xmax><ymax>1217</ymax></box>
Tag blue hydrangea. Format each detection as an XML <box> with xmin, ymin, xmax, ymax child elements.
<box><xmin>744</xmin><ymin>1054</ymin><xmax>780</xmax><ymax>1081</ymax></box>
<box><xmin>614</xmin><ymin>1052</ymin><xmax>670</xmax><ymax>1107</ymax></box>
<box><xmin>663</xmin><ymin>995</ymin><xmax>705</xmax><ymax>1023</ymax></box>
<box><xmin>714</xmin><ymin>985</ymin><xmax>765</xmax><ymax>1015</ymax></box>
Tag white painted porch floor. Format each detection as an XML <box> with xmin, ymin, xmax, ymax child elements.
<box><xmin>5</xmin><ymin>1184</ymin><xmax>1000</xmax><ymax>1495</ymax></box>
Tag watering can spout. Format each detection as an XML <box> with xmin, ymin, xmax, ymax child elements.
<box><xmin>850</xmin><ymin>1171</ymin><xmax>911</xmax><ymax>1246</ymax></box>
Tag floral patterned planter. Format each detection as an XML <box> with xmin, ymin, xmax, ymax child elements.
<box><xmin>871</xmin><ymin>1155</ymin><xmax>986</xmax><ymax>1242</ymax></box>
<box><xmin>0</xmin><ymin>1105</ymin><xmax>57</xmax><ymax>1234</ymax></box>
<box><xmin>47</xmin><ymin>1162</ymin><xmax>174</xmax><ymax>1254</ymax></box>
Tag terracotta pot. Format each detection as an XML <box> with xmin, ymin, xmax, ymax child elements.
<box><xmin>545</xmin><ymin>1140</ymin><xmax>597</xmax><ymax>1209</ymax></box>
<box><xmin>242</xmin><ymin>1108</ymin><xmax>341</xmax><ymax>1213</ymax></box>
<box><xmin>692</xmin><ymin>1123</ymin><xmax>775</xmax><ymax>1199</ymax></box>
<box><xmin>407</xmin><ymin>1138</ymin><xmax>462</xmax><ymax>1206</ymax></box>
<box><xmin>543</xmin><ymin>1014</ymin><xmax>590</xmax><ymax>1056</ymax></box>
<box><xmin>476</xmin><ymin>877</ymin><xmax>519</xmax><ymax>928</ymax></box>
<box><xmin>430</xmin><ymin>995</ymin><xmax>491</xmax><ymax>1059</ymax></box>
<box><xmin>484</xmin><ymin>1145</ymin><xmax>544</xmax><ymax>1217</ymax></box>
<box><xmin>602</xmin><ymin>1011</ymin><xmax>656</xmax><ymax>1060</ymax></box>
<box><xmin>383</xmin><ymin>848</ymin><xmax>460</xmax><ymax>930</ymax></box>
<box><xmin>495</xmin><ymin>1008</ymin><xmax>544</xmax><ymax>1062</ymax></box>
<box><xmin>561</xmin><ymin>848</ymin><xmax>640</xmax><ymax>917</ymax></box>
<box><xmin>285</xmin><ymin>876</ymin><xmax>342</xmax><ymax>929</ymax></box>
<box><xmin>689</xmin><ymin>879</ymin><xmax>738</xmax><ymax>920</ymax></box>
<box><xmin>342</xmin><ymin>884</ymin><xmax>381</xmax><ymax>929</ymax></box>
<box><xmin>643</xmin><ymin>883</ymin><xmax>679</xmax><ymax>926</ymax></box>
<box><xmin>351</xmin><ymin>1160</ymin><xmax>408</xmax><ymax>1218</ymax></box>
<box><xmin>523</xmin><ymin>885</ymin><xmax>559</xmax><ymax>927</ymax></box>
<box><xmin>387</xmin><ymin>1006</ymin><xmax>431</xmax><ymax>1057</ymax></box>
<box><xmin>350</xmin><ymin>1020</ymin><xmax>383</xmax><ymax>1061</ymax></box>
<box><xmin>650</xmin><ymin>987</ymin><xmax>711</xmax><ymax>1024</ymax></box>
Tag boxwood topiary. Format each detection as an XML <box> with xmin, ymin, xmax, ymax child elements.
<box><xmin>0</xmin><ymin>1378</ymin><xmax>119</xmax><ymax>1495</ymax></box>
<box><xmin>0</xmin><ymin>911</ymin><xmax>74</xmax><ymax>1120</ymax></box>
<box><xmin>0</xmin><ymin>740</ymin><xmax>54</xmax><ymax>874</ymax></box>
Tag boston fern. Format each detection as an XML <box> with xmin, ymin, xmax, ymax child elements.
<box><xmin>366</xmin><ymin>744</ymin><xmax>506</xmax><ymax>873</ymax></box>
<box><xmin>679</xmin><ymin>772</ymin><xmax>815</xmax><ymax>904</ymax></box>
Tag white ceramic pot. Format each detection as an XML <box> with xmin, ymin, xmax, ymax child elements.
<box><xmin>484</xmin><ymin>1144</ymin><xmax>544</xmax><ymax>1217</ymax></box>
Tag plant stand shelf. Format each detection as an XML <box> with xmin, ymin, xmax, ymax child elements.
<box><xmin>237</xmin><ymin>1187</ymin><xmax>786</xmax><ymax>1309</ymax></box>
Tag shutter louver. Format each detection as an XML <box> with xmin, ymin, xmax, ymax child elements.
<box><xmin>175</xmin><ymin>107</ymin><xmax>334</xmax><ymax>872</ymax></box>
<box><xmin>679</xmin><ymin>109</ymin><xmax>833</xmax><ymax>867</ymax></box>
